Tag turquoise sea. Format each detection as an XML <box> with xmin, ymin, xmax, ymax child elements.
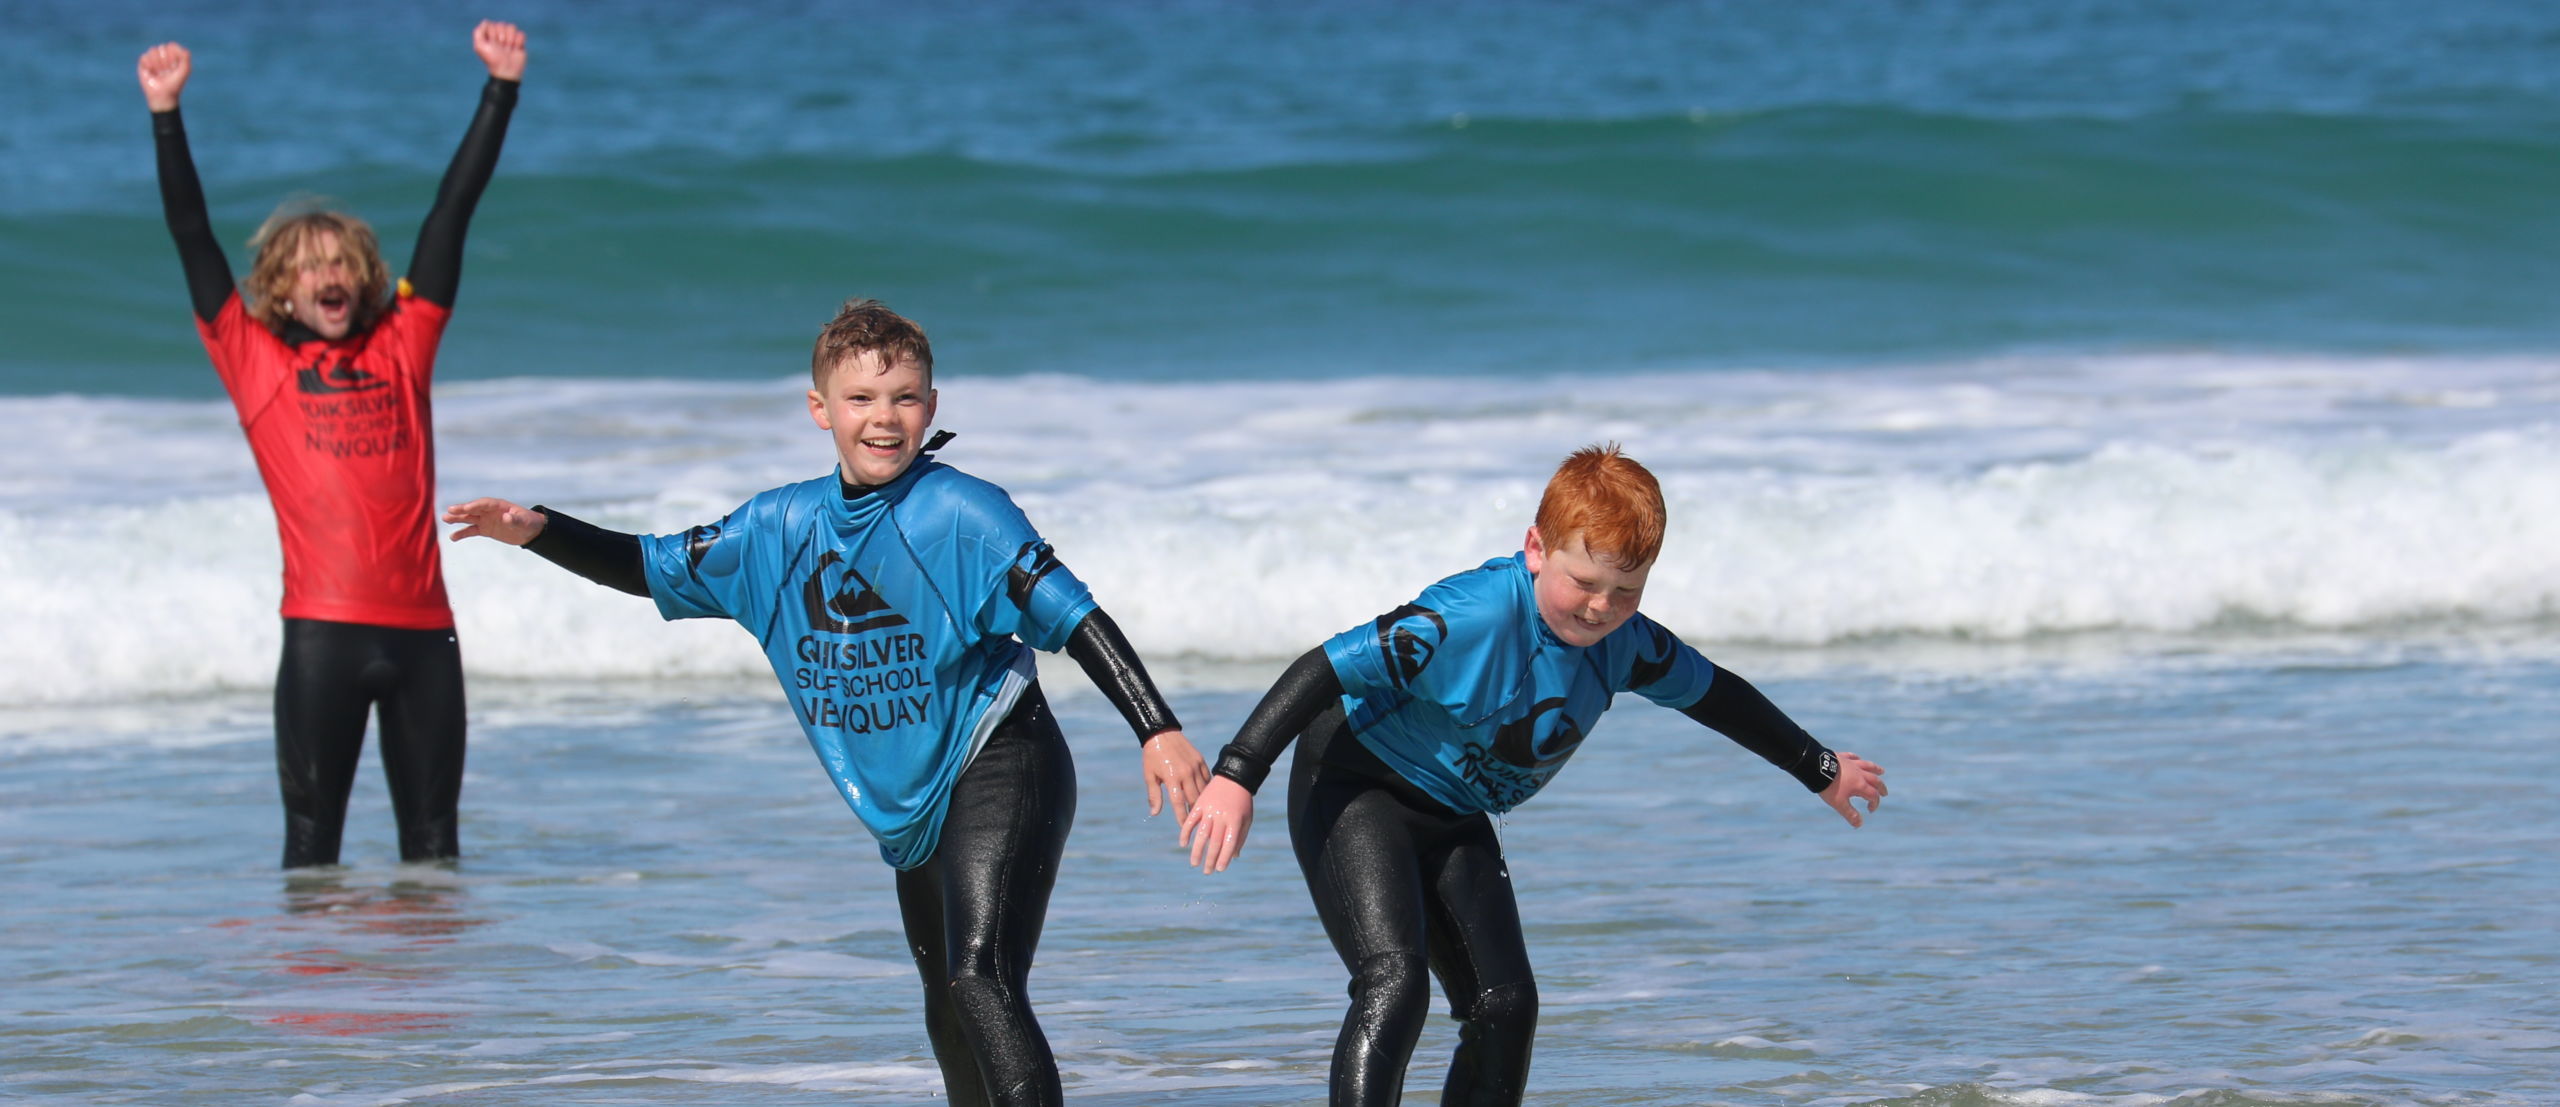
<box><xmin>2</xmin><ymin>1</ymin><xmax>2555</xmax><ymax>1104</ymax></box>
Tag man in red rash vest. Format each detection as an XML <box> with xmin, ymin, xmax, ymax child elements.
<box><xmin>140</xmin><ymin>22</ymin><xmax>527</xmax><ymax>868</ymax></box>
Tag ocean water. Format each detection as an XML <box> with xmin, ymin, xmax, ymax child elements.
<box><xmin>5</xmin><ymin>654</ymin><xmax>2556</xmax><ymax>1106</ymax></box>
<box><xmin>4</xmin><ymin>0</ymin><xmax>2558</xmax><ymax>1103</ymax></box>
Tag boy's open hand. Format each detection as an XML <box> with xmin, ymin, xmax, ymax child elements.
<box><xmin>1820</xmin><ymin>751</ymin><xmax>1886</xmax><ymax>828</ymax></box>
<box><xmin>443</xmin><ymin>497</ymin><xmax>546</xmax><ymax>546</ymax></box>
<box><xmin>1140</xmin><ymin>730</ymin><xmax>1210</xmax><ymax>824</ymax></box>
<box><xmin>137</xmin><ymin>43</ymin><xmax>191</xmax><ymax>112</ymax></box>
<box><xmin>1179</xmin><ymin>776</ymin><xmax>1254</xmax><ymax>873</ymax></box>
<box><xmin>473</xmin><ymin>21</ymin><xmax>527</xmax><ymax>81</ymax></box>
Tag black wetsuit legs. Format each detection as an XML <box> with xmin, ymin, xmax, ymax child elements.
<box><xmin>274</xmin><ymin>618</ymin><xmax>467</xmax><ymax>869</ymax></box>
<box><xmin>1289</xmin><ymin>709</ymin><xmax>1538</xmax><ymax>1107</ymax></box>
<box><xmin>894</xmin><ymin>684</ymin><xmax>1076</xmax><ymax>1107</ymax></box>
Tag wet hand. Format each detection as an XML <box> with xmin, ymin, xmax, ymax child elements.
<box><xmin>442</xmin><ymin>497</ymin><xmax>545</xmax><ymax>546</ymax></box>
<box><xmin>1179</xmin><ymin>776</ymin><xmax>1254</xmax><ymax>873</ymax></box>
<box><xmin>1139</xmin><ymin>730</ymin><xmax>1210</xmax><ymax>826</ymax></box>
<box><xmin>472</xmin><ymin>21</ymin><xmax>527</xmax><ymax>81</ymax></box>
<box><xmin>138</xmin><ymin>42</ymin><xmax>191</xmax><ymax>111</ymax></box>
<box><xmin>1821</xmin><ymin>751</ymin><xmax>1886</xmax><ymax>828</ymax></box>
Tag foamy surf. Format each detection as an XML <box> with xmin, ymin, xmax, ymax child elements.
<box><xmin>2</xmin><ymin>351</ymin><xmax>2553</xmax><ymax>705</ymax></box>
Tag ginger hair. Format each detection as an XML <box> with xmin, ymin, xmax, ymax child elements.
<box><xmin>1534</xmin><ymin>444</ymin><xmax>1666</xmax><ymax>570</ymax></box>
<box><xmin>812</xmin><ymin>298</ymin><xmax>934</xmax><ymax>387</ymax></box>
<box><xmin>244</xmin><ymin>203</ymin><xmax>390</xmax><ymax>333</ymax></box>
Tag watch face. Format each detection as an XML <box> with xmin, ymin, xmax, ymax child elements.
<box><xmin>1819</xmin><ymin>750</ymin><xmax>1839</xmax><ymax>781</ymax></box>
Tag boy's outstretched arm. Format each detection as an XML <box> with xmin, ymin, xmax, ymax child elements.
<box><xmin>405</xmin><ymin>21</ymin><xmax>526</xmax><ymax>309</ymax></box>
<box><xmin>1681</xmin><ymin>665</ymin><xmax>1887</xmax><ymax>827</ymax></box>
<box><xmin>1061</xmin><ymin>610</ymin><xmax>1209</xmax><ymax>823</ymax></box>
<box><xmin>139</xmin><ymin>42</ymin><xmax>234</xmax><ymax>324</ymax></box>
<box><xmin>1181</xmin><ymin>646</ymin><xmax>1343</xmax><ymax>873</ymax></box>
<box><xmin>443</xmin><ymin>498</ymin><xmax>649</xmax><ymax>596</ymax></box>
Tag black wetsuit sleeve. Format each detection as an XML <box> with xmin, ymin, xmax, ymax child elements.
<box><xmin>1212</xmin><ymin>646</ymin><xmax>1344</xmax><ymax>794</ymax></box>
<box><xmin>405</xmin><ymin>77</ymin><xmax>519</xmax><ymax>308</ymax></box>
<box><xmin>1063</xmin><ymin>609</ymin><xmax>1183</xmax><ymax>745</ymax></box>
<box><xmin>524</xmin><ymin>505</ymin><xmax>648</xmax><ymax>597</ymax></box>
<box><xmin>152</xmin><ymin>108</ymin><xmax>234</xmax><ymax>323</ymax></box>
<box><xmin>1682</xmin><ymin>664</ymin><xmax>1839</xmax><ymax>793</ymax></box>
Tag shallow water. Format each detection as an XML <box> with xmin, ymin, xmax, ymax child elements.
<box><xmin>4</xmin><ymin>641</ymin><xmax>2552</xmax><ymax>1105</ymax></box>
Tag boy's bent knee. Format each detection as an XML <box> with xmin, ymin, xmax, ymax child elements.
<box><xmin>1453</xmin><ymin>979</ymin><xmax>1538</xmax><ymax>1036</ymax></box>
<box><xmin>946</xmin><ymin>970</ymin><xmax>1028</xmax><ymax>1017</ymax></box>
<box><xmin>1348</xmin><ymin>950</ymin><xmax>1432</xmax><ymax>1015</ymax></box>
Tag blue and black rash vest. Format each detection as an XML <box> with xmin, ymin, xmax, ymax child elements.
<box><xmin>1323</xmin><ymin>553</ymin><xmax>1720</xmax><ymax>815</ymax></box>
<box><xmin>639</xmin><ymin>460</ymin><xmax>1097</xmax><ymax>868</ymax></box>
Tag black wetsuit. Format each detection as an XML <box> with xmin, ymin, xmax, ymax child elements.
<box><xmin>1216</xmin><ymin>644</ymin><xmax>1835</xmax><ymax>1107</ymax></box>
<box><xmin>155</xmin><ymin>77</ymin><xmax>520</xmax><ymax>868</ymax></box>
<box><xmin>527</xmin><ymin>484</ymin><xmax>1181</xmax><ymax>1107</ymax></box>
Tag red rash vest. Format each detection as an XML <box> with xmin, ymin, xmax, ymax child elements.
<box><xmin>198</xmin><ymin>289</ymin><xmax>455</xmax><ymax>629</ymax></box>
<box><xmin>155</xmin><ymin>79</ymin><xmax>517</xmax><ymax>631</ymax></box>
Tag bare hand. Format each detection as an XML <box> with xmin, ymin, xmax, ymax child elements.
<box><xmin>137</xmin><ymin>42</ymin><xmax>191</xmax><ymax>112</ymax></box>
<box><xmin>1820</xmin><ymin>751</ymin><xmax>1886</xmax><ymax>828</ymax></box>
<box><xmin>1139</xmin><ymin>730</ymin><xmax>1210</xmax><ymax>825</ymax></box>
<box><xmin>472</xmin><ymin>20</ymin><xmax>527</xmax><ymax>81</ymax></box>
<box><xmin>1179</xmin><ymin>776</ymin><xmax>1254</xmax><ymax>873</ymax></box>
<box><xmin>442</xmin><ymin>497</ymin><xmax>547</xmax><ymax>546</ymax></box>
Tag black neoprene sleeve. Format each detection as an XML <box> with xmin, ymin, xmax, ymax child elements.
<box><xmin>405</xmin><ymin>77</ymin><xmax>518</xmax><ymax>307</ymax></box>
<box><xmin>151</xmin><ymin>108</ymin><xmax>234</xmax><ymax>323</ymax></box>
<box><xmin>524</xmin><ymin>505</ymin><xmax>648</xmax><ymax>597</ymax></box>
<box><xmin>519</xmin><ymin>500</ymin><xmax>1187</xmax><ymax>747</ymax></box>
<box><xmin>1212</xmin><ymin>646</ymin><xmax>1344</xmax><ymax>793</ymax></box>
<box><xmin>1682</xmin><ymin>664</ymin><xmax>1838</xmax><ymax>792</ymax></box>
<box><xmin>1063</xmin><ymin>609</ymin><xmax>1183</xmax><ymax>744</ymax></box>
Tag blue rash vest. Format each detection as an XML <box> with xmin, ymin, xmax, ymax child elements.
<box><xmin>639</xmin><ymin>460</ymin><xmax>1097</xmax><ymax>869</ymax></box>
<box><xmin>1321</xmin><ymin>552</ymin><xmax>1720</xmax><ymax>815</ymax></box>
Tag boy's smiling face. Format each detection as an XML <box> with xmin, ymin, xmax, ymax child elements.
<box><xmin>1524</xmin><ymin>525</ymin><xmax>1650</xmax><ymax>647</ymax></box>
<box><xmin>808</xmin><ymin>349</ymin><xmax>937</xmax><ymax>487</ymax></box>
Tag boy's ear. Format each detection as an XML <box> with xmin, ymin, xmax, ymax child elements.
<box><xmin>925</xmin><ymin>388</ymin><xmax>939</xmax><ymax>425</ymax></box>
<box><xmin>807</xmin><ymin>389</ymin><xmax>832</xmax><ymax>431</ymax></box>
<box><xmin>1523</xmin><ymin>525</ymin><xmax>1546</xmax><ymax>573</ymax></box>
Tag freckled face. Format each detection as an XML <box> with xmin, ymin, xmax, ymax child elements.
<box><xmin>1524</xmin><ymin>526</ymin><xmax>1649</xmax><ymax>647</ymax></box>
<box><xmin>808</xmin><ymin>351</ymin><xmax>937</xmax><ymax>487</ymax></box>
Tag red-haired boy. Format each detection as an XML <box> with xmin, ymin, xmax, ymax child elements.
<box><xmin>1181</xmin><ymin>444</ymin><xmax>1886</xmax><ymax>1106</ymax></box>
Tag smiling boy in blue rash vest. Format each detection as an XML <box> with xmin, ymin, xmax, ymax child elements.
<box><xmin>1178</xmin><ymin>444</ymin><xmax>1887</xmax><ymax>1107</ymax></box>
<box><xmin>444</xmin><ymin>299</ymin><xmax>1209</xmax><ymax>1107</ymax></box>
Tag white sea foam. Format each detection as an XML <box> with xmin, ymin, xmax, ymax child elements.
<box><xmin>3</xmin><ymin>352</ymin><xmax>2556</xmax><ymax>705</ymax></box>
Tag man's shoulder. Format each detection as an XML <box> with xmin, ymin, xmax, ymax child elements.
<box><xmin>197</xmin><ymin>291</ymin><xmax>269</xmax><ymax>345</ymax></box>
<box><xmin>371</xmin><ymin>292</ymin><xmax>454</xmax><ymax>342</ymax></box>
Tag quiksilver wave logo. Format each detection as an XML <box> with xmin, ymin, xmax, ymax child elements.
<box><xmin>790</xmin><ymin>550</ymin><xmax>927</xmax><ymax>737</ymax></box>
<box><xmin>294</xmin><ymin>353</ymin><xmax>406</xmax><ymax>458</ymax></box>
<box><xmin>1451</xmin><ymin>697</ymin><xmax>1587</xmax><ymax>810</ymax></box>
<box><xmin>1490</xmin><ymin>697</ymin><xmax>1586</xmax><ymax>772</ymax></box>
<box><xmin>1373</xmin><ymin>604</ymin><xmax>1447</xmax><ymax>689</ymax></box>
<box><xmin>295</xmin><ymin>353</ymin><xmax>387</xmax><ymax>394</ymax></box>
<box><xmin>801</xmin><ymin>550</ymin><xmax>910</xmax><ymax>635</ymax></box>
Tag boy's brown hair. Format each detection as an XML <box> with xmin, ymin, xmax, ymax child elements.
<box><xmin>812</xmin><ymin>298</ymin><xmax>934</xmax><ymax>387</ymax></box>
<box><xmin>244</xmin><ymin>203</ymin><xmax>390</xmax><ymax>333</ymax></box>
<box><xmin>1534</xmin><ymin>444</ymin><xmax>1667</xmax><ymax>570</ymax></box>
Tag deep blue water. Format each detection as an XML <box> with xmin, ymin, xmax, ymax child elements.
<box><xmin>6</xmin><ymin>0</ymin><xmax>2560</xmax><ymax>394</ymax></box>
